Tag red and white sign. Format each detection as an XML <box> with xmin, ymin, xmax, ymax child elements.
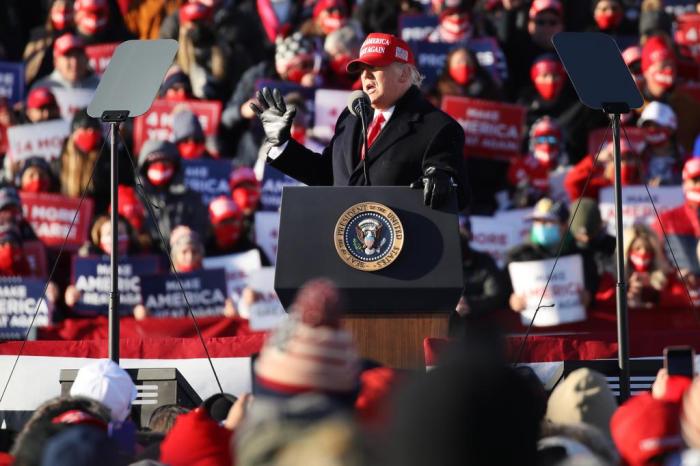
<box><xmin>587</xmin><ymin>126</ymin><xmax>646</xmax><ymax>155</ymax></box>
<box><xmin>52</xmin><ymin>87</ymin><xmax>95</xmax><ymax>121</ymax></box>
<box><xmin>132</xmin><ymin>99</ymin><xmax>222</xmax><ymax>154</ymax></box>
<box><xmin>85</xmin><ymin>42</ymin><xmax>119</xmax><ymax>76</ymax></box>
<box><xmin>598</xmin><ymin>185</ymin><xmax>684</xmax><ymax>235</ymax></box>
<box><xmin>7</xmin><ymin>119</ymin><xmax>71</xmax><ymax>162</ymax></box>
<box><xmin>441</xmin><ymin>96</ymin><xmax>526</xmax><ymax>160</ymax></box>
<box><xmin>314</xmin><ymin>88</ymin><xmax>351</xmax><ymax>142</ymax></box>
<box><xmin>470</xmin><ymin>209</ymin><xmax>530</xmax><ymax>267</ymax></box>
<box><xmin>19</xmin><ymin>192</ymin><xmax>94</xmax><ymax>250</ymax></box>
<box><xmin>202</xmin><ymin>250</ymin><xmax>262</xmax><ymax>311</ymax></box>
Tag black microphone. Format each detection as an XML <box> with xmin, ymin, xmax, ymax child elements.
<box><xmin>346</xmin><ymin>90</ymin><xmax>372</xmax><ymax>185</ymax></box>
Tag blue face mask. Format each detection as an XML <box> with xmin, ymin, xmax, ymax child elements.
<box><xmin>531</xmin><ymin>223</ymin><xmax>561</xmax><ymax>247</ymax></box>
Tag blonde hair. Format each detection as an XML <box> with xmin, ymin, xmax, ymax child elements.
<box><xmin>623</xmin><ymin>223</ymin><xmax>669</xmax><ymax>289</ymax></box>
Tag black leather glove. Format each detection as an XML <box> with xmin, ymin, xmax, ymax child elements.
<box><xmin>249</xmin><ymin>87</ymin><xmax>296</xmax><ymax>146</ymax></box>
<box><xmin>410</xmin><ymin>166</ymin><xmax>454</xmax><ymax>209</ymax></box>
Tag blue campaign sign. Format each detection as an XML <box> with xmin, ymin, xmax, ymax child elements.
<box><xmin>140</xmin><ymin>268</ymin><xmax>228</xmax><ymax>318</ymax></box>
<box><xmin>410</xmin><ymin>41</ymin><xmax>451</xmax><ymax>87</ymax></box>
<box><xmin>0</xmin><ymin>62</ymin><xmax>25</xmax><ymax>105</ymax></box>
<box><xmin>0</xmin><ymin>278</ymin><xmax>51</xmax><ymax>340</ymax></box>
<box><xmin>467</xmin><ymin>37</ymin><xmax>508</xmax><ymax>85</ymax></box>
<box><xmin>399</xmin><ymin>14</ymin><xmax>438</xmax><ymax>42</ymax></box>
<box><xmin>72</xmin><ymin>255</ymin><xmax>160</xmax><ymax>316</ymax></box>
<box><xmin>260</xmin><ymin>164</ymin><xmax>303</xmax><ymax>212</ymax></box>
<box><xmin>182</xmin><ymin>158</ymin><xmax>233</xmax><ymax>205</ymax></box>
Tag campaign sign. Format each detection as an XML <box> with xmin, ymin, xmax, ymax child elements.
<box><xmin>245</xmin><ymin>267</ymin><xmax>286</xmax><ymax>331</ymax></box>
<box><xmin>141</xmin><ymin>268</ymin><xmax>228</xmax><ymax>318</ymax></box>
<box><xmin>665</xmin><ymin>0</ymin><xmax>697</xmax><ymax>18</ymax></box>
<box><xmin>587</xmin><ymin>126</ymin><xmax>646</xmax><ymax>155</ymax></box>
<box><xmin>202</xmin><ymin>250</ymin><xmax>262</xmax><ymax>307</ymax></box>
<box><xmin>468</xmin><ymin>37</ymin><xmax>508</xmax><ymax>85</ymax></box>
<box><xmin>314</xmin><ymin>88</ymin><xmax>351</xmax><ymax>141</ymax></box>
<box><xmin>7</xmin><ymin>119</ymin><xmax>71</xmax><ymax>162</ymax></box>
<box><xmin>254</xmin><ymin>211</ymin><xmax>280</xmax><ymax>265</ymax></box>
<box><xmin>132</xmin><ymin>99</ymin><xmax>222</xmax><ymax>154</ymax></box>
<box><xmin>19</xmin><ymin>192</ymin><xmax>94</xmax><ymax>250</ymax></box>
<box><xmin>599</xmin><ymin>185</ymin><xmax>684</xmax><ymax>235</ymax></box>
<box><xmin>182</xmin><ymin>158</ymin><xmax>233</xmax><ymax>205</ymax></box>
<box><xmin>398</xmin><ymin>14</ymin><xmax>438</xmax><ymax>42</ymax></box>
<box><xmin>52</xmin><ymin>87</ymin><xmax>95</xmax><ymax>121</ymax></box>
<box><xmin>72</xmin><ymin>255</ymin><xmax>160</xmax><ymax>315</ymax></box>
<box><xmin>508</xmin><ymin>254</ymin><xmax>586</xmax><ymax>327</ymax></box>
<box><xmin>410</xmin><ymin>40</ymin><xmax>450</xmax><ymax>87</ymax></box>
<box><xmin>469</xmin><ymin>209</ymin><xmax>530</xmax><ymax>267</ymax></box>
<box><xmin>260</xmin><ymin>164</ymin><xmax>304</xmax><ymax>212</ymax></box>
<box><xmin>85</xmin><ymin>42</ymin><xmax>119</xmax><ymax>76</ymax></box>
<box><xmin>441</xmin><ymin>96</ymin><xmax>526</xmax><ymax>160</ymax></box>
<box><xmin>0</xmin><ymin>278</ymin><xmax>51</xmax><ymax>340</ymax></box>
<box><xmin>0</xmin><ymin>61</ymin><xmax>25</xmax><ymax>105</ymax></box>
<box><xmin>23</xmin><ymin>240</ymin><xmax>48</xmax><ymax>278</ymax></box>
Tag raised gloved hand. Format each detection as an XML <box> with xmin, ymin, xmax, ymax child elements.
<box><xmin>410</xmin><ymin>166</ymin><xmax>455</xmax><ymax>209</ymax></box>
<box><xmin>249</xmin><ymin>87</ymin><xmax>296</xmax><ymax>146</ymax></box>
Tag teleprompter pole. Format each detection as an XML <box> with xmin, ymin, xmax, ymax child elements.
<box><xmin>109</xmin><ymin>122</ymin><xmax>119</xmax><ymax>363</ymax></box>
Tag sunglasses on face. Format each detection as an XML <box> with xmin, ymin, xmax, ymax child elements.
<box><xmin>533</xmin><ymin>135</ymin><xmax>558</xmax><ymax>145</ymax></box>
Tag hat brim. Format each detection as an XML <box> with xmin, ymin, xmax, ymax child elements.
<box><xmin>346</xmin><ymin>56</ymin><xmax>394</xmax><ymax>73</ymax></box>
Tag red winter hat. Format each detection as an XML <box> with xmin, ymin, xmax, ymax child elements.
<box><xmin>74</xmin><ymin>0</ymin><xmax>109</xmax><ymax>13</ymax></box>
<box><xmin>346</xmin><ymin>33</ymin><xmax>415</xmax><ymax>73</ymax></box>
<box><xmin>611</xmin><ymin>392</ymin><xmax>683</xmax><ymax>466</ymax></box>
<box><xmin>27</xmin><ymin>87</ymin><xmax>57</xmax><ymax>109</ymax></box>
<box><xmin>642</xmin><ymin>36</ymin><xmax>675</xmax><ymax>73</ymax></box>
<box><xmin>683</xmin><ymin>158</ymin><xmax>700</xmax><ymax>181</ymax></box>
<box><xmin>229</xmin><ymin>166</ymin><xmax>259</xmax><ymax>190</ymax></box>
<box><xmin>208</xmin><ymin>195</ymin><xmax>242</xmax><ymax>224</ymax></box>
<box><xmin>313</xmin><ymin>0</ymin><xmax>347</xmax><ymax>18</ymax></box>
<box><xmin>529</xmin><ymin>0</ymin><xmax>563</xmax><ymax>19</ymax></box>
<box><xmin>159</xmin><ymin>408</ymin><xmax>233</xmax><ymax>466</ymax></box>
<box><xmin>179</xmin><ymin>1</ymin><xmax>212</xmax><ymax>24</ymax></box>
<box><xmin>53</xmin><ymin>33</ymin><xmax>86</xmax><ymax>57</ymax></box>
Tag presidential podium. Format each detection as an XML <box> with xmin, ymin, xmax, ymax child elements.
<box><xmin>275</xmin><ymin>187</ymin><xmax>462</xmax><ymax>368</ymax></box>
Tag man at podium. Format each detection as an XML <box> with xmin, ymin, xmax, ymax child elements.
<box><xmin>250</xmin><ymin>33</ymin><xmax>468</xmax><ymax>209</ymax></box>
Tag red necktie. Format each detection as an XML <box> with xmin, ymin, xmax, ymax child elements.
<box><xmin>361</xmin><ymin>113</ymin><xmax>385</xmax><ymax>160</ymax></box>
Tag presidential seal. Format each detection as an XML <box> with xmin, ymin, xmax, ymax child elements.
<box><xmin>334</xmin><ymin>202</ymin><xmax>404</xmax><ymax>271</ymax></box>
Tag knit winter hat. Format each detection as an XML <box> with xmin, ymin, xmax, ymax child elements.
<box><xmin>611</xmin><ymin>392</ymin><xmax>683</xmax><ymax>466</ymax></box>
<box><xmin>138</xmin><ymin>140</ymin><xmax>180</xmax><ymax>169</ymax></box>
<box><xmin>69</xmin><ymin>359</ymin><xmax>138</xmax><ymax>422</ymax></box>
<box><xmin>0</xmin><ymin>186</ymin><xmax>21</xmax><ymax>211</ymax></box>
<box><xmin>254</xmin><ymin>278</ymin><xmax>360</xmax><ymax>397</ymax></box>
<box><xmin>275</xmin><ymin>32</ymin><xmax>316</xmax><ymax>68</ymax></box>
<box><xmin>546</xmin><ymin>368</ymin><xmax>617</xmax><ymax>438</ymax></box>
<box><xmin>71</xmin><ymin>108</ymin><xmax>101</xmax><ymax>133</ymax></box>
<box><xmin>171</xmin><ymin>110</ymin><xmax>204</xmax><ymax>143</ymax></box>
<box><xmin>159</xmin><ymin>407</ymin><xmax>232</xmax><ymax>466</ymax></box>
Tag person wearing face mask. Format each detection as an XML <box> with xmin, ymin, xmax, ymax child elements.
<box><xmin>22</xmin><ymin>0</ymin><xmax>75</xmax><ymax>88</ymax></box>
<box><xmin>638</xmin><ymin>101</ymin><xmax>682</xmax><ymax>186</ymax></box>
<box><xmin>300</xmin><ymin>0</ymin><xmax>350</xmax><ymax>38</ymax></box>
<box><xmin>171</xmin><ymin>110</ymin><xmax>212</xmax><ymax>160</ymax></box>
<box><xmin>220</xmin><ymin>32</ymin><xmax>319</xmax><ymax>166</ymax></box>
<box><xmin>0</xmin><ymin>224</ymin><xmax>32</xmax><ymax>278</ymax></box>
<box><xmin>323</xmin><ymin>25</ymin><xmax>362</xmax><ymax>90</ymax></box>
<box><xmin>17</xmin><ymin>157</ymin><xmax>57</xmax><ymax>195</ymax></box>
<box><xmin>622</xmin><ymin>45</ymin><xmax>644</xmax><ymax>98</ymax></box>
<box><xmin>564</xmin><ymin>138</ymin><xmax>642</xmax><ymax>201</ymax></box>
<box><xmin>76</xmin><ymin>214</ymin><xmax>135</xmax><ymax>258</ymax></box>
<box><xmin>229</xmin><ymin>167</ymin><xmax>261</xmax><ymax>219</ymax></box>
<box><xmin>505</xmin><ymin>198</ymin><xmax>599</xmax><ymax>314</ymax></box>
<box><xmin>0</xmin><ymin>186</ymin><xmax>38</xmax><ymax>242</ymax></box>
<box><xmin>73</xmin><ymin>0</ymin><xmax>134</xmax><ymax>45</ymax></box>
<box><xmin>623</xmin><ymin>224</ymin><xmax>670</xmax><ymax>309</ymax></box>
<box><xmin>205</xmin><ymin>196</ymin><xmax>270</xmax><ymax>263</ymax></box>
<box><xmin>138</xmin><ymin>139</ymin><xmax>209</xmax><ymax>254</ymax></box>
<box><xmin>507</xmin><ymin>116</ymin><xmax>567</xmax><ymax>208</ymax></box>
<box><xmin>32</xmin><ymin>33</ymin><xmax>100</xmax><ymax>91</ymax></box>
<box><xmin>653</xmin><ymin>158</ymin><xmax>700</xmax><ymax>275</ymax></box>
<box><xmin>428</xmin><ymin>0</ymin><xmax>475</xmax><ymax>44</ymax></box>
<box><xmin>23</xmin><ymin>87</ymin><xmax>62</xmax><ymax>124</ymax></box>
<box><xmin>431</xmin><ymin>46</ymin><xmax>504</xmax><ymax>102</ymax></box>
<box><xmin>589</xmin><ymin>0</ymin><xmax>636</xmax><ymax>36</ymax></box>
<box><xmin>158</xmin><ymin>67</ymin><xmax>194</xmax><ymax>102</ymax></box>
<box><xmin>518</xmin><ymin>54</ymin><xmax>608</xmax><ymax>162</ymax></box>
<box><xmin>640</xmin><ymin>34</ymin><xmax>700</xmax><ymax>152</ymax></box>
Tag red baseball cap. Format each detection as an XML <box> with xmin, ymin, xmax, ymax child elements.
<box><xmin>529</xmin><ymin>0</ymin><xmax>563</xmax><ymax>19</ymax></box>
<box><xmin>642</xmin><ymin>35</ymin><xmax>675</xmax><ymax>73</ymax></box>
<box><xmin>683</xmin><ymin>158</ymin><xmax>700</xmax><ymax>181</ymax></box>
<box><xmin>26</xmin><ymin>87</ymin><xmax>57</xmax><ymax>110</ymax></box>
<box><xmin>74</xmin><ymin>0</ymin><xmax>108</xmax><ymax>13</ymax></box>
<box><xmin>346</xmin><ymin>33</ymin><xmax>415</xmax><ymax>73</ymax></box>
<box><xmin>611</xmin><ymin>393</ymin><xmax>683</xmax><ymax>466</ymax></box>
<box><xmin>53</xmin><ymin>33</ymin><xmax>85</xmax><ymax>57</ymax></box>
<box><xmin>208</xmin><ymin>195</ymin><xmax>242</xmax><ymax>224</ymax></box>
<box><xmin>179</xmin><ymin>2</ymin><xmax>212</xmax><ymax>24</ymax></box>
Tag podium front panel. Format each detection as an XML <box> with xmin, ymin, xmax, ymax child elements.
<box><xmin>275</xmin><ymin>187</ymin><xmax>462</xmax><ymax>312</ymax></box>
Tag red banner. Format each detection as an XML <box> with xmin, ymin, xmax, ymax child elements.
<box><xmin>587</xmin><ymin>126</ymin><xmax>646</xmax><ymax>155</ymax></box>
<box><xmin>132</xmin><ymin>99</ymin><xmax>222</xmax><ymax>155</ymax></box>
<box><xmin>19</xmin><ymin>192</ymin><xmax>94</xmax><ymax>251</ymax></box>
<box><xmin>441</xmin><ymin>96</ymin><xmax>526</xmax><ymax>160</ymax></box>
<box><xmin>84</xmin><ymin>42</ymin><xmax>119</xmax><ymax>76</ymax></box>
